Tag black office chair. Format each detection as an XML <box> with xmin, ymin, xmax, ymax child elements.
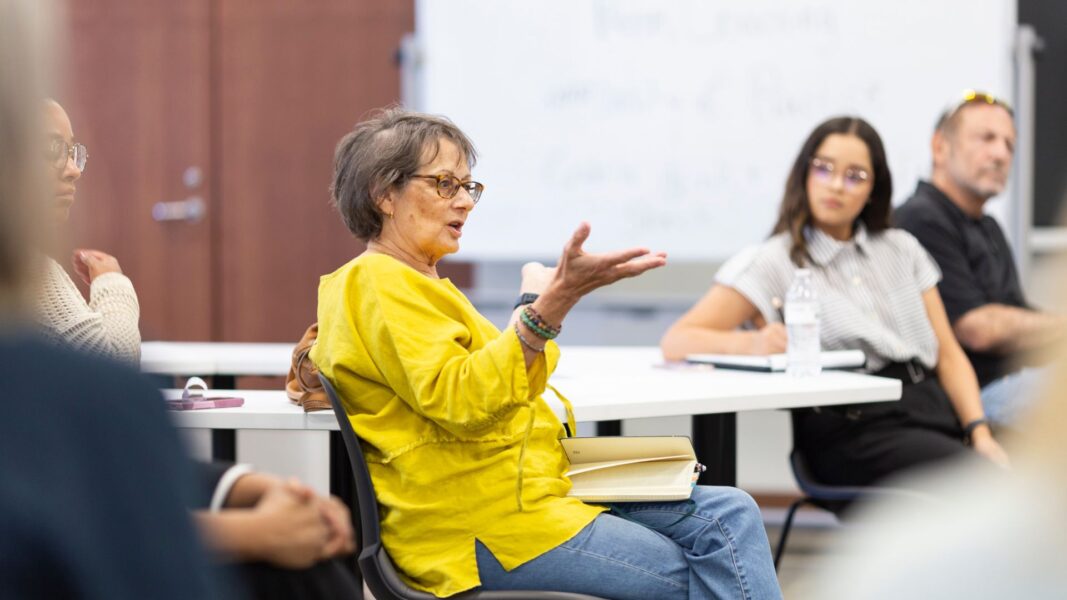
<box><xmin>320</xmin><ymin>374</ymin><xmax>609</xmax><ymax>600</ymax></box>
<box><xmin>773</xmin><ymin>449</ymin><xmax>863</xmax><ymax>569</ymax></box>
<box><xmin>774</xmin><ymin>449</ymin><xmax>930</xmax><ymax>570</ymax></box>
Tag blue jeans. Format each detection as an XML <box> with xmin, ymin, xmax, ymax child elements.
<box><xmin>475</xmin><ymin>486</ymin><xmax>782</xmax><ymax>600</ymax></box>
<box><xmin>980</xmin><ymin>367</ymin><xmax>1048</xmax><ymax>426</ymax></box>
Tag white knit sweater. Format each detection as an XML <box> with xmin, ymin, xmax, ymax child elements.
<box><xmin>37</xmin><ymin>257</ymin><xmax>141</xmax><ymax>365</ymax></box>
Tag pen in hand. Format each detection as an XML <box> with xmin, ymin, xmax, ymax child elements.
<box><xmin>771</xmin><ymin>296</ymin><xmax>785</xmax><ymax>323</ymax></box>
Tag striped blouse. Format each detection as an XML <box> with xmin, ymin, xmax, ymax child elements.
<box><xmin>720</xmin><ymin>225</ymin><xmax>942</xmax><ymax>372</ymax></box>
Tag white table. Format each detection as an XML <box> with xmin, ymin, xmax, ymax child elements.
<box><xmin>557</xmin><ymin>347</ymin><xmax>901</xmax><ymax>483</ymax></box>
<box><xmin>143</xmin><ymin>341</ymin><xmax>295</xmax><ymax>462</ymax></box>
<box><xmin>164</xmin><ymin>389</ymin><xmax>337</xmax><ymax>430</ymax></box>
<box><xmin>162</xmin><ymin>345</ymin><xmax>900</xmax><ymax>486</ymax></box>
<box><xmin>144</xmin><ymin>342</ymin><xmax>898</xmax><ymax>418</ymax></box>
<box><xmin>552</xmin><ymin>347</ymin><xmax>898</xmax><ymax>419</ymax></box>
<box><xmin>141</xmin><ymin>341</ymin><xmax>292</xmax><ymax>378</ymax></box>
<box><xmin>164</xmin><ymin>364</ymin><xmax>898</xmax><ymax>428</ymax></box>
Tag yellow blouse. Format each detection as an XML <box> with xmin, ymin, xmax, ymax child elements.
<box><xmin>310</xmin><ymin>253</ymin><xmax>603</xmax><ymax>597</ymax></box>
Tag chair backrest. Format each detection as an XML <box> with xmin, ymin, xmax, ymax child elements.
<box><xmin>320</xmin><ymin>373</ymin><xmax>383</xmax><ymax>551</ymax></box>
<box><xmin>321</xmin><ymin>374</ymin><xmax>441</xmax><ymax>600</ymax></box>
<box><xmin>789</xmin><ymin>449</ymin><xmax>866</xmax><ymax>503</ymax></box>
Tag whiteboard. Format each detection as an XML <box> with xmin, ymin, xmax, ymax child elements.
<box><xmin>415</xmin><ymin>0</ymin><xmax>1015</xmax><ymax>261</ymax></box>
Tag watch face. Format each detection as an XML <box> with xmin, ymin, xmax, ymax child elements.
<box><xmin>515</xmin><ymin>293</ymin><xmax>540</xmax><ymax>309</ymax></box>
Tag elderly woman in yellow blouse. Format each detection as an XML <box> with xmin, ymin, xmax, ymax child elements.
<box><xmin>311</xmin><ymin>109</ymin><xmax>782</xmax><ymax>600</ymax></box>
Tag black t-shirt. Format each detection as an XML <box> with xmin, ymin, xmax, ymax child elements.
<box><xmin>895</xmin><ymin>181</ymin><xmax>1027</xmax><ymax>387</ymax></box>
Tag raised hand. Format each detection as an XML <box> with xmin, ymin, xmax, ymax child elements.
<box><xmin>550</xmin><ymin>222</ymin><xmax>667</xmax><ymax>302</ymax></box>
<box><xmin>512</xmin><ymin>223</ymin><xmax>667</xmax><ymax>364</ymax></box>
<box><xmin>520</xmin><ymin>262</ymin><xmax>557</xmax><ymax>295</ymax></box>
<box><xmin>72</xmin><ymin>249</ymin><xmax>122</xmax><ymax>284</ymax></box>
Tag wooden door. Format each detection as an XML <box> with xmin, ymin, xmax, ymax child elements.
<box><xmin>215</xmin><ymin>0</ymin><xmax>414</xmax><ymax>342</ymax></box>
<box><xmin>63</xmin><ymin>1</ymin><xmax>436</xmax><ymax>343</ymax></box>
<box><xmin>63</xmin><ymin>1</ymin><xmax>214</xmax><ymax>340</ymax></box>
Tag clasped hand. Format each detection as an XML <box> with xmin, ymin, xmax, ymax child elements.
<box><xmin>71</xmin><ymin>248</ymin><xmax>123</xmax><ymax>284</ymax></box>
<box><xmin>251</xmin><ymin>478</ymin><xmax>356</xmax><ymax>569</ymax></box>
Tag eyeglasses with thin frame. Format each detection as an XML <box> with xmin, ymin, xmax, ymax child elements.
<box><xmin>410</xmin><ymin>173</ymin><xmax>484</xmax><ymax>204</ymax></box>
<box><xmin>809</xmin><ymin>157</ymin><xmax>870</xmax><ymax>191</ymax></box>
<box><xmin>46</xmin><ymin>138</ymin><xmax>88</xmax><ymax>171</ymax></box>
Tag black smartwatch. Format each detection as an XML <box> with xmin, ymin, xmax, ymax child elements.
<box><xmin>963</xmin><ymin>417</ymin><xmax>989</xmax><ymax>444</ymax></box>
<box><xmin>513</xmin><ymin>293</ymin><xmax>540</xmax><ymax>310</ymax></box>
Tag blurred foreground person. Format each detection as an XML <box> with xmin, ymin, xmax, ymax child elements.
<box><xmin>0</xmin><ymin>1</ymin><xmax>222</xmax><ymax>598</ymax></box>
<box><xmin>30</xmin><ymin>100</ymin><xmax>360</xmax><ymax>600</ymax></box>
<box><xmin>809</xmin><ymin>258</ymin><xmax>1067</xmax><ymax>599</ymax></box>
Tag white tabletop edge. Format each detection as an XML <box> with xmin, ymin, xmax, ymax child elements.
<box><xmin>161</xmin><ymin>371</ymin><xmax>901</xmax><ymax>431</ymax></box>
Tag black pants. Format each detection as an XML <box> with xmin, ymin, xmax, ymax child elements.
<box><xmin>226</xmin><ymin>559</ymin><xmax>362</xmax><ymax>600</ymax></box>
<box><xmin>793</xmin><ymin>362</ymin><xmax>969</xmax><ymax>490</ymax></box>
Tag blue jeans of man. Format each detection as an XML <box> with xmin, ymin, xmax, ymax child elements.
<box><xmin>981</xmin><ymin>367</ymin><xmax>1048</xmax><ymax>426</ymax></box>
<box><xmin>475</xmin><ymin>486</ymin><xmax>782</xmax><ymax>600</ymax></box>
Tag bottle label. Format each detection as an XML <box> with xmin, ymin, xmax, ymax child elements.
<box><xmin>785</xmin><ymin>304</ymin><xmax>817</xmax><ymax>324</ymax></box>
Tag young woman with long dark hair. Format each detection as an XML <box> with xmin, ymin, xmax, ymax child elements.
<box><xmin>662</xmin><ymin>116</ymin><xmax>1008</xmax><ymax>494</ymax></box>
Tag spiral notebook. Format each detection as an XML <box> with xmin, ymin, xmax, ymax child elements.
<box><xmin>685</xmin><ymin>350</ymin><xmax>866</xmax><ymax>372</ymax></box>
<box><xmin>561</xmin><ymin>436</ymin><xmax>700</xmax><ymax>502</ymax></box>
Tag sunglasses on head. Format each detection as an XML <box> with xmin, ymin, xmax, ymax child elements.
<box><xmin>941</xmin><ymin>89</ymin><xmax>1013</xmax><ymax>127</ymax></box>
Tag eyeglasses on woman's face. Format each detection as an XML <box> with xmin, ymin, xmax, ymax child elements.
<box><xmin>46</xmin><ymin>138</ymin><xmax>88</xmax><ymax>171</ymax></box>
<box><xmin>410</xmin><ymin>173</ymin><xmax>484</xmax><ymax>204</ymax></box>
<box><xmin>808</xmin><ymin>157</ymin><xmax>869</xmax><ymax>191</ymax></box>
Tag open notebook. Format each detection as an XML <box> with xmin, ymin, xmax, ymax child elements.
<box><xmin>561</xmin><ymin>436</ymin><xmax>699</xmax><ymax>503</ymax></box>
<box><xmin>685</xmin><ymin>350</ymin><xmax>866</xmax><ymax>372</ymax></box>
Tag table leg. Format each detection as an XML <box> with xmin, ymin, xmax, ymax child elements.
<box><xmin>213</xmin><ymin>374</ymin><xmax>237</xmax><ymax>389</ymax></box>
<box><xmin>211</xmin><ymin>430</ymin><xmax>236</xmax><ymax>462</ymax></box>
<box><xmin>329</xmin><ymin>431</ymin><xmax>356</xmax><ymax>510</ymax></box>
<box><xmin>596</xmin><ymin>420</ymin><xmax>622</xmax><ymax>436</ymax></box>
<box><xmin>692</xmin><ymin>413</ymin><xmax>736</xmax><ymax>486</ymax></box>
<box><xmin>330</xmin><ymin>431</ymin><xmax>364</xmax><ymax>598</ymax></box>
<box><xmin>209</xmin><ymin>375</ymin><xmax>238</xmax><ymax>461</ymax></box>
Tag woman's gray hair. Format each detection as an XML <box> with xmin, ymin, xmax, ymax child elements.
<box><xmin>330</xmin><ymin>107</ymin><xmax>477</xmax><ymax>241</ymax></box>
<box><xmin>0</xmin><ymin>0</ymin><xmax>52</xmax><ymax>316</ymax></box>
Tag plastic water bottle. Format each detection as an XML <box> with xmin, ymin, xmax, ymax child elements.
<box><xmin>785</xmin><ymin>268</ymin><xmax>821</xmax><ymax>377</ymax></box>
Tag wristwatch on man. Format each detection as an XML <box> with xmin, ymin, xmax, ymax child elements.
<box><xmin>513</xmin><ymin>293</ymin><xmax>540</xmax><ymax>310</ymax></box>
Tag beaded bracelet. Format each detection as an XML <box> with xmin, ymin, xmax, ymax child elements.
<box><xmin>524</xmin><ymin>305</ymin><xmax>561</xmax><ymax>335</ymax></box>
<box><xmin>520</xmin><ymin>305</ymin><xmax>561</xmax><ymax>340</ymax></box>
<box><xmin>514</xmin><ymin>322</ymin><xmax>545</xmax><ymax>352</ymax></box>
<box><xmin>519</xmin><ymin>310</ymin><xmax>556</xmax><ymax>340</ymax></box>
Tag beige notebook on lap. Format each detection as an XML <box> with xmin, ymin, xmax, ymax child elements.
<box><xmin>561</xmin><ymin>436</ymin><xmax>699</xmax><ymax>503</ymax></box>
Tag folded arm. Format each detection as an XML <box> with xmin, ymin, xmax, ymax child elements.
<box><xmin>954</xmin><ymin>303</ymin><xmax>1067</xmax><ymax>354</ymax></box>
